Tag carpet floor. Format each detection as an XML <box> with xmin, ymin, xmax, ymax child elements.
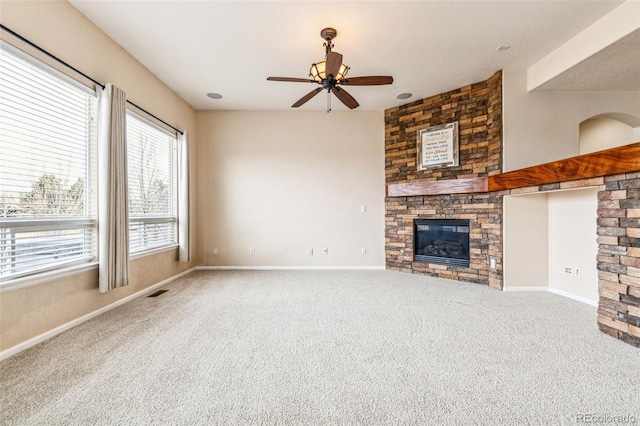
<box><xmin>1</xmin><ymin>270</ymin><xmax>638</xmax><ymax>425</ymax></box>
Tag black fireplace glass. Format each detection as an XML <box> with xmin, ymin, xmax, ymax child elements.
<box><xmin>413</xmin><ymin>219</ymin><xmax>470</xmax><ymax>267</ymax></box>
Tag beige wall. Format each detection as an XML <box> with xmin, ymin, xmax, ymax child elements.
<box><xmin>548</xmin><ymin>188</ymin><xmax>599</xmax><ymax>304</ymax></box>
<box><xmin>503</xmin><ymin>193</ymin><xmax>549</xmax><ymax>289</ymax></box>
<box><xmin>196</xmin><ymin>110</ymin><xmax>385</xmax><ymax>267</ymax></box>
<box><xmin>0</xmin><ymin>1</ymin><xmax>197</xmax><ymax>352</ymax></box>
<box><xmin>502</xmin><ymin>69</ymin><xmax>640</xmax><ymax>171</ymax></box>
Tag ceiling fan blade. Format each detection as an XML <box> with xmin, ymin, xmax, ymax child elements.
<box><xmin>330</xmin><ymin>87</ymin><xmax>359</xmax><ymax>109</ymax></box>
<box><xmin>292</xmin><ymin>87</ymin><xmax>323</xmax><ymax>108</ymax></box>
<box><xmin>267</xmin><ymin>77</ymin><xmax>316</xmax><ymax>83</ymax></box>
<box><xmin>341</xmin><ymin>76</ymin><xmax>394</xmax><ymax>86</ymax></box>
<box><xmin>325</xmin><ymin>51</ymin><xmax>343</xmax><ymax>79</ymax></box>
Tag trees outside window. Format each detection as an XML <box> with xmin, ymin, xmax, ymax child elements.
<box><xmin>126</xmin><ymin>112</ymin><xmax>176</xmax><ymax>254</ymax></box>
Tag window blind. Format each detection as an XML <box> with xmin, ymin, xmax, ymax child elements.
<box><xmin>126</xmin><ymin>112</ymin><xmax>177</xmax><ymax>254</ymax></box>
<box><xmin>0</xmin><ymin>42</ymin><xmax>98</xmax><ymax>281</ymax></box>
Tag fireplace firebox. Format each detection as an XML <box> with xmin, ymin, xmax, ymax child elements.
<box><xmin>413</xmin><ymin>219</ymin><xmax>470</xmax><ymax>267</ymax></box>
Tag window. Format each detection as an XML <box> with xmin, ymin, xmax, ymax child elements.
<box><xmin>126</xmin><ymin>112</ymin><xmax>177</xmax><ymax>254</ymax></box>
<box><xmin>0</xmin><ymin>42</ymin><xmax>98</xmax><ymax>282</ymax></box>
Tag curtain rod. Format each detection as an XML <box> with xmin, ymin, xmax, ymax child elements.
<box><xmin>0</xmin><ymin>23</ymin><xmax>184</xmax><ymax>136</ymax></box>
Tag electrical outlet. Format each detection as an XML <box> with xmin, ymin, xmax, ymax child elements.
<box><xmin>564</xmin><ymin>266</ymin><xmax>573</xmax><ymax>275</ymax></box>
<box><xmin>490</xmin><ymin>257</ymin><xmax>496</xmax><ymax>269</ymax></box>
<box><xmin>249</xmin><ymin>248</ymin><xmax>255</xmax><ymax>255</ymax></box>
<box><xmin>307</xmin><ymin>248</ymin><xmax>313</xmax><ymax>255</ymax></box>
<box><xmin>322</xmin><ymin>247</ymin><xmax>328</xmax><ymax>254</ymax></box>
<box><xmin>212</xmin><ymin>248</ymin><xmax>218</xmax><ymax>255</ymax></box>
<box><xmin>361</xmin><ymin>248</ymin><xmax>367</xmax><ymax>255</ymax></box>
<box><xmin>361</xmin><ymin>205</ymin><xmax>367</xmax><ymax>213</ymax></box>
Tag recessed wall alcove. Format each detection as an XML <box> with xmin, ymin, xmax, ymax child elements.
<box><xmin>503</xmin><ymin>187</ymin><xmax>599</xmax><ymax>305</ymax></box>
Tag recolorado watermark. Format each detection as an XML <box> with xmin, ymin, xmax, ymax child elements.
<box><xmin>576</xmin><ymin>413</ymin><xmax>638</xmax><ymax>424</ymax></box>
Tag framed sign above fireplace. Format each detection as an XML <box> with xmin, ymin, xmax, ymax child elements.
<box><xmin>417</xmin><ymin>121</ymin><xmax>459</xmax><ymax>170</ymax></box>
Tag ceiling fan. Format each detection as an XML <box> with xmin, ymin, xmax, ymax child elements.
<box><xmin>267</xmin><ymin>28</ymin><xmax>393</xmax><ymax>112</ymax></box>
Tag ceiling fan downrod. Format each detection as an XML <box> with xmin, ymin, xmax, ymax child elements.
<box><xmin>321</xmin><ymin>27</ymin><xmax>337</xmax><ymax>56</ymax></box>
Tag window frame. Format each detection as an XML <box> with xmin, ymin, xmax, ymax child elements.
<box><xmin>0</xmin><ymin>40</ymin><xmax>99</xmax><ymax>285</ymax></box>
<box><xmin>125</xmin><ymin>110</ymin><xmax>179</xmax><ymax>256</ymax></box>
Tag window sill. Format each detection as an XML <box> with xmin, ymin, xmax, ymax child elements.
<box><xmin>130</xmin><ymin>244</ymin><xmax>179</xmax><ymax>260</ymax></box>
<box><xmin>0</xmin><ymin>245</ymin><xmax>180</xmax><ymax>293</ymax></box>
<box><xmin>0</xmin><ymin>261</ymin><xmax>99</xmax><ymax>294</ymax></box>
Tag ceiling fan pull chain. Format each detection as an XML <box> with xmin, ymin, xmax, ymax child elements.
<box><xmin>327</xmin><ymin>90</ymin><xmax>331</xmax><ymax>113</ymax></box>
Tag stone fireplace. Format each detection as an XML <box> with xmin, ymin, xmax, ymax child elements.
<box><xmin>385</xmin><ymin>71</ymin><xmax>503</xmax><ymax>287</ymax></box>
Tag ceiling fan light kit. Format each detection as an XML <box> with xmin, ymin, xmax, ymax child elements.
<box><xmin>310</xmin><ymin>61</ymin><xmax>349</xmax><ymax>83</ymax></box>
<box><xmin>267</xmin><ymin>27</ymin><xmax>393</xmax><ymax>112</ymax></box>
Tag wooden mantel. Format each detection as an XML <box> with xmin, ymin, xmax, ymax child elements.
<box><xmin>387</xmin><ymin>142</ymin><xmax>640</xmax><ymax>197</ymax></box>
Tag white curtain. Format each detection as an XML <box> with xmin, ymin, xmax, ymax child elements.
<box><xmin>97</xmin><ymin>83</ymin><xmax>129</xmax><ymax>292</ymax></box>
<box><xmin>177</xmin><ymin>130</ymin><xmax>190</xmax><ymax>262</ymax></box>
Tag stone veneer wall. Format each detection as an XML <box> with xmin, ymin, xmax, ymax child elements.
<box><xmin>597</xmin><ymin>172</ymin><xmax>640</xmax><ymax>347</ymax></box>
<box><xmin>385</xmin><ymin>71</ymin><xmax>503</xmax><ymax>288</ymax></box>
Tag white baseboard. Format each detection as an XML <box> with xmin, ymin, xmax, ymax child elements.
<box><xmin>0</xmin><ymin>267</ymin><xmax>196</xmax><ymax>362</ymax></box>
<box><xmin>502</xmin><ymin>286</ymin><xmax>548</xmax><ymax>292</ymax></box>
<box><xmin>548</xmin><ymin>287</ymin><xmax>598</xmax><ymax>307</ymax></box>
<box><xmin>503</xmin><ymin>285</ymin><xmax>598</xmax><ymax>306</ymax></box>
<box><xmin>196</xmin><ymin>266</ymin><xmax>386</xmax><ymax>271</ymax></box>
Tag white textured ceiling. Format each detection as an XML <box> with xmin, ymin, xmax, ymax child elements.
<box><xmin>69</xmin><ymin>1</ymin><xmax>629</xmax><ymax>111</ymax></box>
<box><xmin>534</xmin><ymin>29</ymin><xmax>640</xmax><ymax>91</ymax></box>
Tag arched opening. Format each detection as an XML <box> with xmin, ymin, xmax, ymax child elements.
<box><xmin>579</xmin><ymin>113</ymin><xmax>640</xmax><ymax>154</ymax></box>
